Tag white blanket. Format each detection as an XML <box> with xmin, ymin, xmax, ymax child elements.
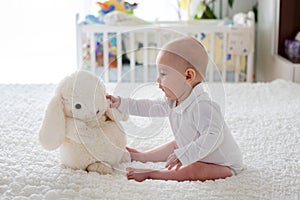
<box><xmin>0</xmin><ymin>80</ymin><xmax>299</xmax><ymax>199</ymax></box>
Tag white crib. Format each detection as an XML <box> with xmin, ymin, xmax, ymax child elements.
<box><xmin>76</xmin><ymin>13</ymin><xmax>255</xmax><ymax>83</ymax></box>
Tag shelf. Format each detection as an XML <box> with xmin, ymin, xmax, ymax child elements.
<box><xmin>274</xmin><ymin>55</ymin><xmax>300</xmax><ymax>83</ymax></box>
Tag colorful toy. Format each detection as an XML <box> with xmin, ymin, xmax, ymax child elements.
<box><xmin>97</xmin><ymin>0</ymin><xmax>138</xmax><ymax>15</ymax></box>
<box><xmin>97</xmin><ymin>2</ymin><xmax>116</xmax><ymax>14</ymax></box>
<box><xmin>123</xmin><ymin>2</ymin><xmax>138</xmax><ymax>14</ymax></box>
<box><xmin>285</xmin><ymin>39</ymin><xmax>300</xmax><ymax>63</ymax></box>
<box><xmin>83</xmin><ymin>35</ymin><xmax>119</xmax><ymax>68</ymax></box>
<box><xmin>84</xmin><ymin>14</ymin><xmax>104</xmax><ymax>24</ymax></box>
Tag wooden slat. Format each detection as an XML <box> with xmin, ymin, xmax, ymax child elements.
<box><xmin>235</xmin><ymin>55</ymin><xmax>240</xmax><ymax>82</ymax></box>
<box><xmin>103</xmin><ymin>32</ymin><xmax>109</xmax><ymax>82</ymax></box>
<box><xmin>117</xmin><ymin>32</ymin><xmax>122</xmax><ymax>82</ymax></box>
<box><xmin>209</xmin><ymin>32</ymin><xmax>215</xmax><ymax>82</ymax></box>
<box><xmin>143</xmin><ymin>32</ymin><xmax>148</xmax><ymax>82</ymax></box>
<box><xmin>156</xmin><ymin>30</ymin><xmax>161</xmax><ymax>49</ymax></box>
<box><xmin>246</xmin><ymin>53</ymin><xmax>254</xmax><ymax>82</ymax></box>
<box><xmin>90</xmin><ymin>32</ymin><xmax>96</xmax><ymax>74</ymax></box>
<box><xmin>130</xmin><ymin>32</ymin><xmax>135</xmax><ymax>83</ymax></box>
<box><xmin>76</xmin><ymin>14</ymin><xmax>83</xmax><ymax>69</ymax></box>
<box><xmin>222</xmin><ymin>32</ymin><xmax>227</xmax><ymax>82</ymax></box>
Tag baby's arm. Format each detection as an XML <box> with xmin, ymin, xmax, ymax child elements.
<box><xmin>106</xmin><ymin>94</ymin><xmax>169</xmax><ymax>117</ymax></box>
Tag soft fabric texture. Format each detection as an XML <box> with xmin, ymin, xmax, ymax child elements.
<box><xmin>0</xmin><ymin>80</ymin><xmax>299</xmax><ymax>199</ymax></box>
<box><xmin>39</xmin><ymin>71</ymin><xmax>130</xmax><ymax>174</ymax></box>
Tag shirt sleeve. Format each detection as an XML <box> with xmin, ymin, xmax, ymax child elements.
<box><xmin>118</xmin><ymin>97</ymin><xmax>170</xmax><ymax>117</ymax></box>
<box><xmin>174</xmin><ymin>101</ymin><xmax>225</xmax><ymax>166</ymax></box>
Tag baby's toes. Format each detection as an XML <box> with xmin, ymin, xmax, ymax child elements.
<box><xmin>126</xmin><ymin>167</ymin><xmax>133</xmax><ymax>173</ymax></box>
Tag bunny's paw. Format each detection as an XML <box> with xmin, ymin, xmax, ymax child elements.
<box><xmin>87</xmin><ymin>162</ymin><xmax>113</xmax><ymax>174</ymax></box>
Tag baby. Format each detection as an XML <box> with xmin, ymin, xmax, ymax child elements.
<box><xmin>107</xmin><ymin>36</ymin><xmax>243</xmax><ymax>182</ymax></box>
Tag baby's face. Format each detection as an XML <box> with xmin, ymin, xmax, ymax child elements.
<box><xmin>157</xmin><ymin>65</ymin><xmax>184</xmax><ymax>100</ymax></box>
<box><xmin>156</xmin><ymin>52</ymin><xmax>192</xmax><ymax>101</ymax></box>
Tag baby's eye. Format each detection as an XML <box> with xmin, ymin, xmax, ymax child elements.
<box><xmin>160</xmin><ymin>73</ymin><xmax>166</xmax><ymax>77</ymax></box>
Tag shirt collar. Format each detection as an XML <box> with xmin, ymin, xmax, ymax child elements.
<box><xmin>173</xmin><ymin>83</ymin><xmax>208</xmax><ymax>113</ymax></box>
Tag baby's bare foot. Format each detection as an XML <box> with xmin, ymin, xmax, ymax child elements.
<box><xmin>126</xmin><ymin>147</ymin><xmax>145</xmax><ymax>162</ymax></box>
<box><xmin>126</xmin><ymin>167</ymin><xmax>155</xmax><ymax>182</ymax></box>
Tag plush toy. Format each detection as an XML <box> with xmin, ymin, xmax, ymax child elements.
<box><xmin>39</xmin><ymin>70</ymin><xmax>130</xmax><ymax>174</ymax></box>
<box><xmin>97</xmin><ymin>0</ymin><xmax>138</xmax><ymax>15</ymax></box>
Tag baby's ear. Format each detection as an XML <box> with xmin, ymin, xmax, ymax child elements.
<box><xmin>39</xmin><ymin>94</ymin><xmax>66</xmax><ymax>150</ymax></box>
<box><xmin>185</xmin><ymin>68</ymin><xmax>196</xmax><ymax>82</ymax></box>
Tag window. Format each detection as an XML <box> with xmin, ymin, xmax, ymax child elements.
<box><xmin>0</xmin><ymin>0</ymin><xmax>87</xmax><ymax>83</ymax></box>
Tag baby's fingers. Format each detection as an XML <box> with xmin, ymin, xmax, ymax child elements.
<box><xmin>165</xmin><ymin>160</ymin><xmax>176</xmax><ymax>170</ymax></box>
<box><xmin>165</xmin><ymin>160</ymin><xmax>171</xmax><ymax>169</ymax></box>
<box><xmin>106</xmin><ymin>94</ymin><xmax>112</xmax><ymax>99</ymax></box>
<box><xmin>175</xmin><ymin>162</ymin><xmax>182</xmax><ymax>171</ymax></box>
<box><xmin>106</xmin><ymin>95</ymin><xmax>120</xmax><ymax>108</ymax></box>
<box><xmin>165</xmin><ymin>157</ymin><xmax>172</xmax><ymax>168</ymax></box>
<box><xmin>166</xmin><ymin>162</ymin><xmax>175</xmax><ymax>170</ymax></box>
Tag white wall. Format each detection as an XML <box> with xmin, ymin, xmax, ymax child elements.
<box><xmin>256</xmin><ymin>0</ymin><xmax>277</xmax><ymax>81</ymax></box>
<box><xmin>228</xmin><ymin>0</ymin><xmax>257</xmax><ymax>18</ymax></box>
<box><xmin>0</xmin><ymin>0</ymin><xmax>88</xmax><ymax>84</ymax></box>
<box><xmin>134</xmin><ymin>0</ymin><xmax>257</xmax><ymax>21</ymax></box>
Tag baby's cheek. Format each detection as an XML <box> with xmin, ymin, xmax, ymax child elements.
<box><xmin>170</xmin><ymin>75</ymin><xmax>185</xmax><ymax>86</ymax></box>
<box><xmin>161</xmin><ymin>80</ymin><xmax>172</xmax><ymax>90</ymax></box>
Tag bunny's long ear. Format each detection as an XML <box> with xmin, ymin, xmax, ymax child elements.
<box><xmin>39</xmin><ymin>94</ymin><xmax>65</xmax><ymax>150</ymax></box>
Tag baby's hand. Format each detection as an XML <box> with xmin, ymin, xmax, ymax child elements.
<box><xmin>106</xmin><ymin>94</ymin><xmax>121</xmax><ymax>108</ymax></box>
<box><xmin>165</xmin><ymin>153</ymin><xmax>182</xmax><ymax>171</ymax></box>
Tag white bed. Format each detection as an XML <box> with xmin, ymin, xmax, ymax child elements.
<box><xmin>0</xmin><ymin>80</ymin><xmax>299</xmax><ymax>199</ymax></box>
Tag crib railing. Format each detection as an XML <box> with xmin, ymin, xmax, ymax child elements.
<box><xmin>76</xmin><ymin>14</ymin><xmax>255</xmax><ymax>83</ymax></box>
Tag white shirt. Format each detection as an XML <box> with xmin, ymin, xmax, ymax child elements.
<box><xmin>118</xmin><ymin>83</ymin><xmax>243</xmax><ymax>173</ymax></box>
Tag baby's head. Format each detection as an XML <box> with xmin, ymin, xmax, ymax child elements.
<box><xmin>157</xmin><ymin>36</ymin><xmax>208</xmax><ymax>83</ymax></box>
<box><xmin>156</xmin><ymin>37</ymin><xmax>208</xmax><ymax>102</ymax></box>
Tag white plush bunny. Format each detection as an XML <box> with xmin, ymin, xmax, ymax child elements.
<box><xmin>39</xmin><ymin>70</ymin><xmax>130</xmax><ymax>174</ymax></box>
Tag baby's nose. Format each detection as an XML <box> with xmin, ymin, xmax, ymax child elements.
<box><xmin>156</xmin><ymin>77</ymin><xmax>161</xmax><ymax>84</ymax></box>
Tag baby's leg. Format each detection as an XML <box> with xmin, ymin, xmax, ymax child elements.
<box><xmin>126</xmin><ymin>162</ymin><xmax>232</xmax><ymax>182</ymax></box>
<box><xmin>127</xmin><ymin>140</ymin><xmax>177</xmax><ymax>163</ymax></box>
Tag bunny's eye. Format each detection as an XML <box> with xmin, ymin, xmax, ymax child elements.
<box><xmin>75</xmin><ymin>104</ymin><xmax>82</xmax><ymax>109</ymax></box>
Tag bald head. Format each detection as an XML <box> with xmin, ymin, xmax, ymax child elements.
<box><xmin>156</xmin><ymin>37</ymin><xmax>208</xmax><ymax>80</ymax></box>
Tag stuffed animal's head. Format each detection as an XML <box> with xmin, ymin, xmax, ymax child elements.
<box><xmin>60</xmin><ymin>71</ymin><xmax>107</xmax><ymax>122</ymax></box>
<box><xmin>39</xmin><ymin>70</ymin><xmax>126</xmax><ymax>150</ymax></box>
